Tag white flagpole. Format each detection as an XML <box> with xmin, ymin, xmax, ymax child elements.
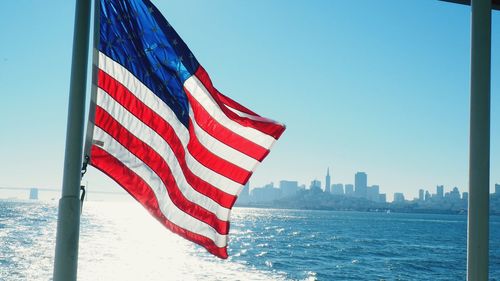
<box><xmin>53</xmin><ymin>0</ymin><xmax>91</xmax><ymax>280</ymax></box>
<box><xmin>468</xmin><ymin>0</ymin><xmax>491</xmax><ymax>280</ymax></box>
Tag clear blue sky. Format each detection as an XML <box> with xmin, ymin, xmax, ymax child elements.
<box><xmin>0</xmin><ymin>0</ymin><xmax>499</xmax><ymax>201</ymax></box>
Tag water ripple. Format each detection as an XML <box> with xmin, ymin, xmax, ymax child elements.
<box><xmin>1</xmin><ymin>201</ymin><xmax>500</xmax><ymax>280</ymax></box>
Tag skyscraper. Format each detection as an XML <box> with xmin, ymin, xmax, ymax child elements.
<box><xmin>355</xmin><ymin>172</ymin><xmax>368</xmax><ymax>198</ymax></box>
<box><xmin>436</xmin><ymin>185</ymin><xmax>444</xmax><ymax>198</ymax></box>
<box><xmin>495</xmin><ymin>184</ymin><xmax>499</xmax><ymax>195</ymax></box>
<box><xmin>325</xmin><ymin>168</ymin><xmax>331</xmax><ymax>193</ymax></box>
<box><xmin>419</xmin><ymin>189</ymin><xmax>424</xmax><ymax>201</ymax></box>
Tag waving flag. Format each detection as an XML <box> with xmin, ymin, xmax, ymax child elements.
<box><xmin>87</xmin><ymin>0</ymin><xmax>285</xmax><ymax>258</ymax></box>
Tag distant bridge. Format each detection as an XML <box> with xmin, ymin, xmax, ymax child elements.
<box><xmin>0</xmin><ymin>186</ymin><xmax>123</xmax><ymax>200</ymax></box>
<box><xmin>0</xmin><ymin>186</ymin><xmax>59</xmax><ymax>192</ymax></box>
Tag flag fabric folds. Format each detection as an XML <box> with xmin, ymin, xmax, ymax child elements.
<box><xmin>88</xmin><ymin>0</ymin><xmax>285</xmax><ymax>258</ymax></box>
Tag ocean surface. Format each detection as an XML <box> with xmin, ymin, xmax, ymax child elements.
<box><xmin>0</xmin><ymin>200</ymin><xmax>499</xmax><ymax>281</ymax></box>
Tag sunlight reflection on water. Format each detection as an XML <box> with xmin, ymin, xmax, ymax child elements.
<box><xmin>78</xmin><ymin>202</ymin><xmax>284</xmax><ymax>281</ymax></box>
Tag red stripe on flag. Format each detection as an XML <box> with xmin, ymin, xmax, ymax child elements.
<box><xmin>184</xmin><ymin>88</ymin><xmax>270</xmax><ymax>162</ymax></box>
<box><xmin>90</xmin><ymin>145</ymin><xmax>229</xmax><ymax>259</ymax></box>
<box><xmin>194</xmin><ymin>66</ymin><xmax>286</xmax><ymax>140</ymax></box>
<box><xmin>187</xmin><ymin>123</ymin><xmax>252</xmax><ymax>185</ymax></box>
<box><xmin>94</xmin><ymin>106</ymin><xmax>230</xmax><ymax>235</ymax></box>
<box><xmin>98</xmin><ymin>69</ymin><xmax>239</xmax><ymax>205</ymax></box>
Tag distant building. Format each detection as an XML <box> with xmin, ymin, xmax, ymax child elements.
<box><xmin>495</xmin><ymin>184</ymin><xmax>500</xmax><ymax>195</ymax></box>
<box><xmin>310</xmin><ymin>180</ymin><xmax>322</xmax><ymax>192</ymax></box>
<box><xmin>29</xmin><ymin>188</ymin><xmax>39</xmax><ymax>200</ymax></box>
<box><xmin>394</xmin><ymin>192</ymin><xmax>405</xmax><ymax>203</ymax></box>
<box><xmin>331</xmin><ymin>183</ymin><xmax>344</xmax><ymax>195</ymax></box>
<box><xmin>463</xmin><ymin>192</ymin><xmax>469</xmax><ymax>201</ymax></box>
<box><xmin>237</xmin><ymin>182</ymin><xmax>250</xmax><ymax>204</ymax></box>
<box><xmin>280</xmin><ymin>180</ymin><xmax>299</xmax><ymax>198</ymax></box>
<box><xmin>379</xmin><ymin>193</ymin><xmax>387</xmax><ymax>203</ymax></box>
<box><xmin>436</xmin><ymin>185</ymin><xmax>444</xmax><ymax>198</ymax></box>
<box><xmin>367</xmin><ymin>185</ymin><xmax>380</xmax><ymax>202</ymax></box>
<box><xmin>450</xmin><ymin>187</ymin><xmax>461</xmax><ymax>200</ymax></box>
<box><xmin>251</xmin><ymin>183</ymin><xmax>281</xmax><ymax>202</ymax></box>
<box><xmin>425</xmin><ymin>190</ymin><xmax>431</xmax><ymax>201</ymax></box>
<box><xmin>345</xmin><ymin>184</ymin><xmax>354</xmax><ymax>196</ymax></box>
<box><xmin>325</xmin><ymin>168</ymin><xmax>331</xmax><ymax>193</ymax></box>
<box><xmin>419</xmin><ymin>189</ymin><xmax>424</xmax><ymax>201</ymax></box>
<box><xmin>354</xmin><ymin>172</ymin><xmax>368</xmax><ymax>198</ymax></box>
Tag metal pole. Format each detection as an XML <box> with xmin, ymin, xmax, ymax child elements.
<box><xmin>467</xmin><ymin>0</ymin><xmax>491</xmax><ymax>280</ymax></box>
<box><xmin>53</xmin><ymin>0</ymin><xmax>91</xmax><ymax>280</ymax></box>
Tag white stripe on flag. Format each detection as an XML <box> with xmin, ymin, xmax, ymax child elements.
<box><xmin>92</xmin><ymin>126</ymin><xmax>229</xmax><ymax>248</ymax></box>
<box><xmin>189</xmin><ymin>112</ymin><xmax>259</xmax><ymax>171</ymax></box>
<box><xmin>184</xmin><ymin>75</ymin><xmax>276</xmax><ymax>148</ymax></box>
<box><xmin>96</xmin><ymin>89</ymin><xmax>235</xmax><ymax>218</ymax></box>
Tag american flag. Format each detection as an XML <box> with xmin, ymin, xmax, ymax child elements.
<box><xmin>87</xmin><ymin>0</ymin><xmax>285</xmax><ymax>258</ymax></box>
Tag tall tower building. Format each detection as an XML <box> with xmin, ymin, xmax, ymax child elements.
<box><xmin>325</xmin><ymin>168</ymin><xmax>331</xmax><ymax>193</ymax></box>
<box><xmin>355</xmin><ymin>172</ymin><xmax>368</xmax><ymax>198</ymax></box>
<box><xmin>436</xmin><ymin>185</ymin><xmax>444</xmax><ymax>198</ymax></box>
<box><xmin>419</xmin><ymin>189</ymin><xmax>424</xmax><ymax>201</ymax></box>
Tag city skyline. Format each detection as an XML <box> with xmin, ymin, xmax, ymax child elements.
<box><xmin>1</xmin><ymin>1</ymin><xmax>500</xmax><ymax>202</ymax></box>
<box><xmin>245</xmin><ymin>168</ymin><xmax>494</xmax><ymax>203</ymax></box>
<box><xmin>236</xmin><ymin>169</ymin><xmax>500</xmax><ymax>215</ymax></box>
<box><xmin>234</xmin><ymin>168</ymin><xmax>500</xmax><ymax>216</ymax></box>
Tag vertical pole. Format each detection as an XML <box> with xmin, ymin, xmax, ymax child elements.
<box><xmin>53</xmin><ymin>0</ymin><xmax>91</xmax><ymax>281</ymax></box>
<box><xmin>467</xmin><ymin>0</ymin><xmax>491</xmax><ymax>280</ymax></box>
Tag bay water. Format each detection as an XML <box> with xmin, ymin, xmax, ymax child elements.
<box><xmin>1</xmin><ymin>200</ymin><xmax>499</xmax><ymax>280</ymax></box>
